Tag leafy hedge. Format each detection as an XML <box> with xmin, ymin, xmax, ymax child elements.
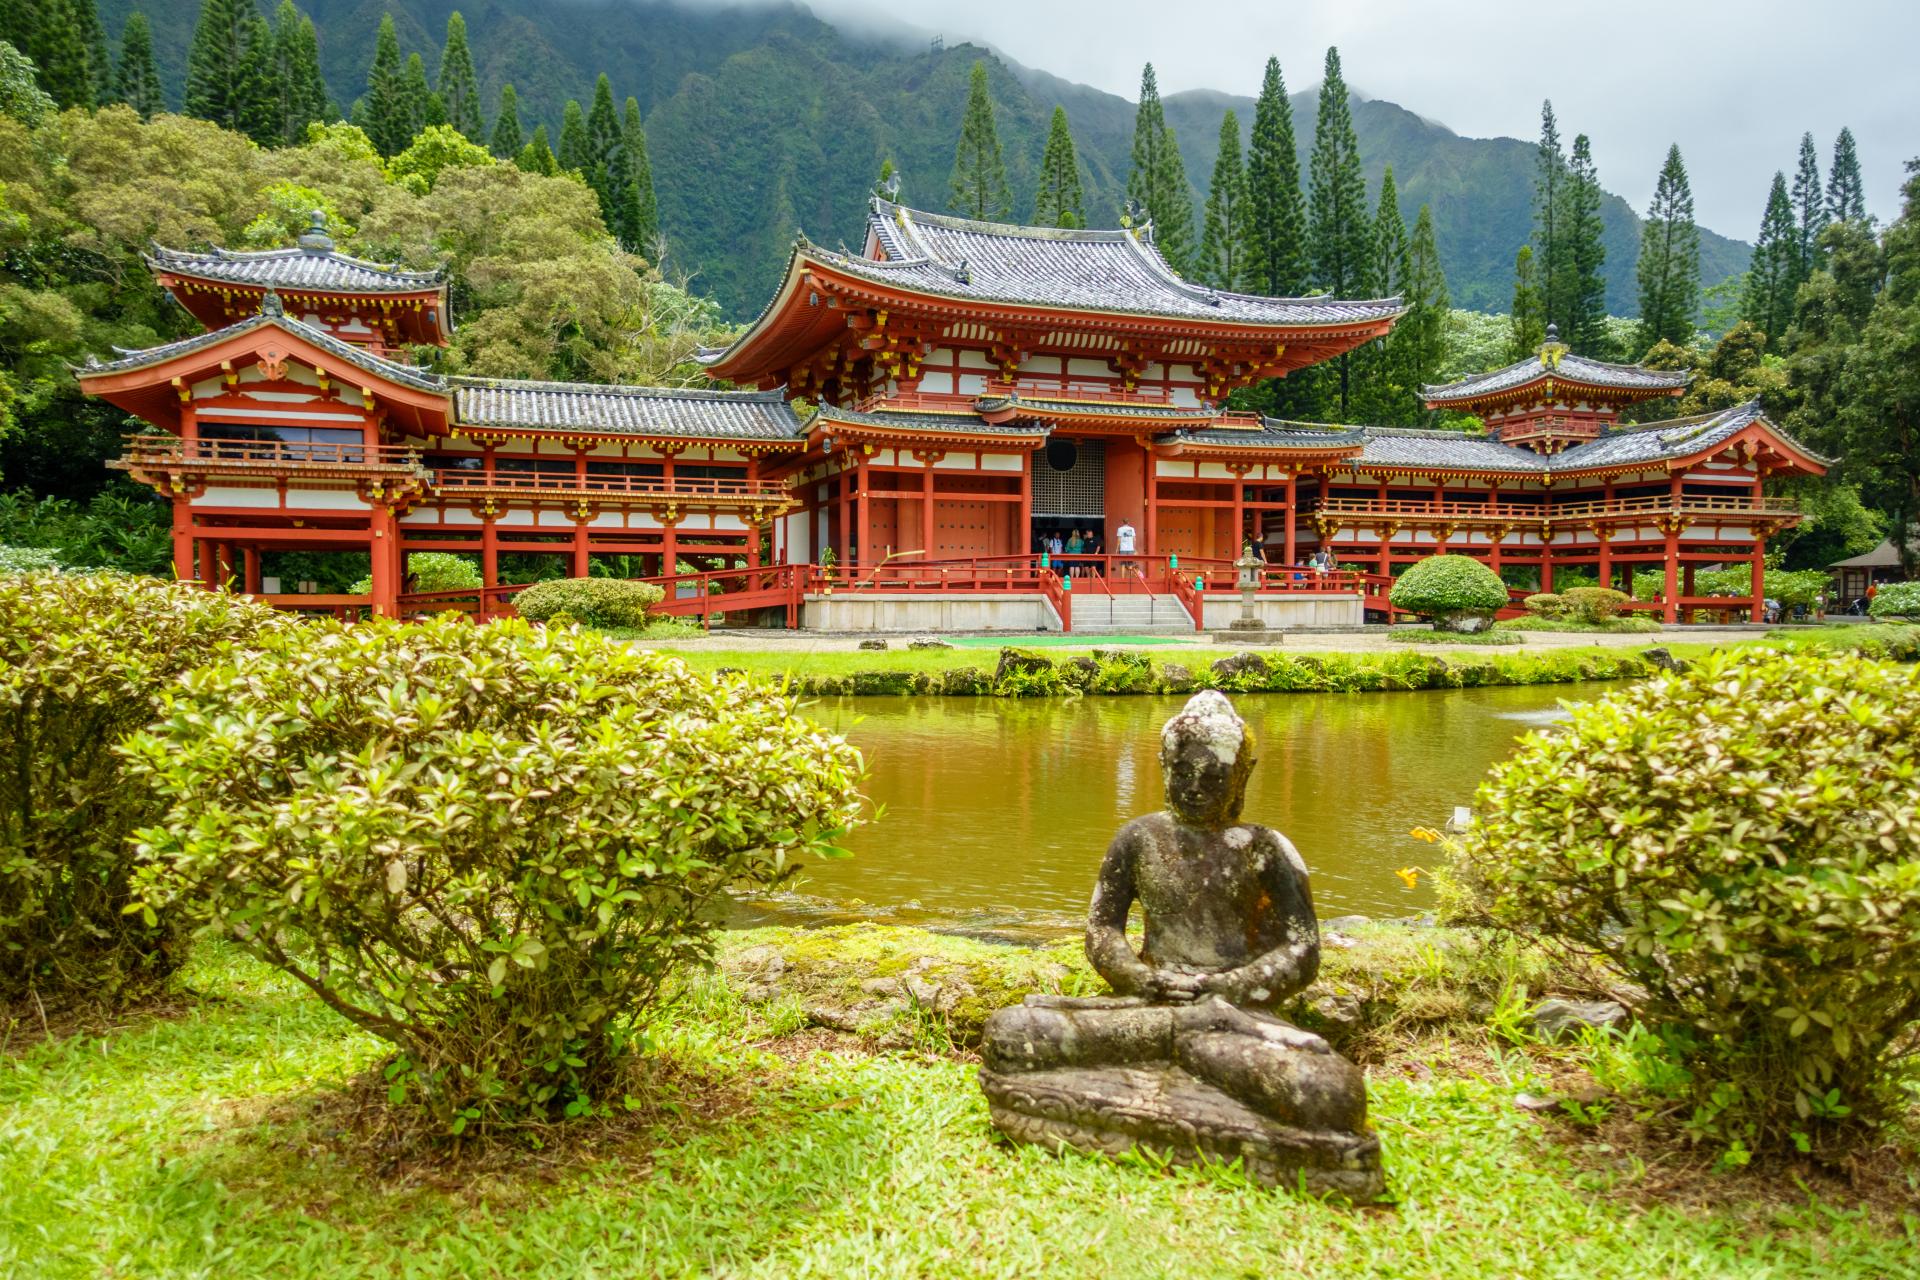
<box><xmin>1560</xmin><ymin>586</ymin><xmax>1629</xmax><ymax>623</ymax></box>
<box><xmin>0</xmin><ymin>574</ymin><xmax>281</xmax><ymax>1006</ymax></box>
<box><xmin>1447</xmin><ymin>648</ymin><xmax>1920</xmax><ymax>1150</ymax></box>
<box><xmin>125</xmin><ymin>617</ymin><xmax>863</xmax><ymax>1129</ymax></box>
<box><xmin>1869</xmin><ymin>581</ymin><xmax>1920</xmax><ymax>619</ymax></box>
<box><xmin>513</xmin><ymin>577</ymin><xmax>664</xmax><ymax>628</ymax></box>
<box><xmin>350</xmin><ymin>551</ymin><xmax>482</xmax><ymax>596</ymax></box>
<box><xmin>1389</xmin><ymin>556</ymin><xmax>1509</xmax><ymax>622</ymax></box>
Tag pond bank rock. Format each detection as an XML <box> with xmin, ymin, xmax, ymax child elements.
<box><xmin>994</xmin><ymin>647</ymin><xmax>1053</xmax><ymax>682</ymax></box>
<box><xmin>1529</xmin><ymin>998</ymin><xmax>1629</xmax><ymax>1041</ymax></box>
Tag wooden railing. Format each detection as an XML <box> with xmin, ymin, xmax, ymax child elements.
<box><xmin>1301</xmin><ymin>493</ymin><xmax>1798</xmax><ymax>523</ymax></box>
<box><xmin>429</xmin><ymin>470</ymin><xmax>789</xmax><ymax>502</ymax></box>
<box><xmin>117</xmin><ymin>436</ymin><xmax>428</xmax><ymax>471</ymax></box>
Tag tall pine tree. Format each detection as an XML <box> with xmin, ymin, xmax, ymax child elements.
<box><xmin>1241</xmin><ymin>56</ymin><xmax>1306</xmax><ymax>296</ymax></box>
<box><xmin>948</xmin><ymin>60</ymin><xmax>1011</xmax><ymax>221</ymax></box>
<box><xmin>556</xmin><ymin>99</ymin><xmax>590</xmax><ymax>175</ymax></box>
<box><xmin>362</xmin><ymin>13</ymin><xmax>409</xmax><ymax>156</ymax></box>
<box><xmin>1197</xmin><ymin>110</ymin><xmax>1247</xmax><ymax>289</ymax></box>
<box><xmin>1033</xmin><ymin>105</ymin><xmax>1084</xmax><ymax>229</ymax></box>
<box><xmin>1392</xmin><ymin>205</ymin><xmax>1450</xmax><ymax>424</ymax></box>
<box><xmin>1635</xmin><ymin>143</ymin><xmax>1702</xmax><ymax>352</ymax></box>
<box><xmin>185</xmin><ymin>0</ymin><xmax>276</xmax><ymax>140</ymax></box>
<box><xmin>624</xmin><ymin>96</ymin><xmax>658</xmax><ymax>252</ymax></box>
<box><xmin>584</xmin><ymin>74</ymin><xmax>628</xmax><ymax>227</ymax></box>
<box><xmin>1562</xmin><ymin>134</ymin><xmax>1608</xmax><ymax>355</ymax></box>
<box><xmin>232</xmin><ymin>8</ymin><xmax>278</xmax><ymax>142</ymax></box>
<box><xmin>1307</xmin><ymin>46</ymin><xmax>1370</xmax><ymax>418</ymax></box>
<box><xmin>436</xmin><ymin>11</ymin><xmax>481</xmax><ymax>141</ymax></box>
<box><xmin>1127</xmin><ymin>64</ymin><xmax>1193</xmax><ymax>274</ymax></box>
<box><xmin>489</xmin><ymin>83</ymin><xmax>524</xmax><ymax>158</ymax></box>
<box><xmin>399</xmin><ymin>51</ymin><xmax>432</xmax><ymax>142</ymax></box>
<box><xmin>1367</xmin><ymin>165</ymin><xmax>1408</xmax><ymax>298</ymax></box>
<box><xmin>76</xmin><ymin>0</ymin><xmax>108</xmax><ymax>106</ymax></box>
<box><xmin>114</xmin><ymin>11</ymin><xmax>164</xmax><ymax>117</ymax></box>
<box><xmin>1509</xmin><ymin>244</ymin><xmax>1545</xmax><ymax>359</ymax></box>
<box><xmin>1791</xmin><ymin>131</ymin><xmax>1826</xmax><ymax>276</ymax></box>
<box><xmin>273</xmin><ymin>3</ymin><xmax>331</xmax><ymax>144</ymax></box>
<box><xmin>27</xmin><ymin>0</ymin><xmax>96</xmax><ymax>108</ymax></box>
<box><xmin>1353</xmin><ymin>166</ymin><xmax>1409</xmax><ymax>422</ymax></box>
<box><xmin>516</xmin><ymin>123</ymin><xmax>557</xmax><ymax>176</ymax></box>
<box><xmin>1826</xmin><ymin>127</ymin><xmax>1866</xmax><ymax>223</ymax></box>
<box><xmin>1532</xmin><ymin>101</ymin><xmax>1567</xmax><ymax>333</ymax></box>
<box><xmin>1743</xmin><ymin>171</ymin><xmax>1799</xmax><ymax>348</ymax></box>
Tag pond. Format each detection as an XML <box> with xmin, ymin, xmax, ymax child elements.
<box><xmin>786</xmin><ymin>685</ymin><xmax>1601</xmax><ymax>926</ymax></box>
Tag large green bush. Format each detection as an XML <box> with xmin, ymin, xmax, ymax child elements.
<box><xmin>125</xmin><ymin>617</ymin><xmax>863</xmax><ymax>1128</ymax></box>
<box><xmin>1559</xmin><ymin>586</ymin><xmax>1629</xmax><ymax>623</ymax></box>
<box><xmin>1522</xmin><ymin>592</ymin><xmax>1565</xmax><ymax>619</ymax></box>
<box><xmin>1447</xmin><ymin>648</ymin><xmax>1920</xmax><ymax>1149</ymax></box>
<box><xmin>1869</xmin><ymin>581</ymin><xmax>1920</xmax><ymax>619</ymax></box>
<box><xmin>1389</xmin><ymin>555</ymin><xmax>1510</xmax><ymax>631</ymax></box>
<box><xmin>0</xmin><ymin>574</ymin><xmax>280</xmax><ymax>1005</ymax></box>
<box><xmin>513</xmin><ymin>576</ymin><xmax>665</xmax><ymax>628</ymax></box>
<box><xmin>350</xmin><ymin>551</ymin><xmax>482</xmax><ymax>596</ymax></box>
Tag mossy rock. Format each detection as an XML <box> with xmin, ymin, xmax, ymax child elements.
<box><xmin>1059</xmin><ymin>656</ymin><xmax>1100</xmax><ymax>690</ymax></box>
<box><xmin>849</xmin><ymin>669</ymin><xmax>915</xmax><ymax>696</ymax></box>
<box><xmin>939</xmin><ymin>666</ymin><xmax>991</xmax><ymax>696</ymax></box>
<box><xmin>994</xmin><ymin>647</ymin><xmax>1053</xmax><ymax>680</ymax></box>
<box><xmin>1157</xmin><ymin>661</ymin><xmax>1197</xmax><ymax>693</ymax></box>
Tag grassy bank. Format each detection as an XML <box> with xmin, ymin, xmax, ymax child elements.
<box><xmin>661</xmin><ymin>625</ymin><xmax>1920</xmax><ymax>698</ymax></box>
<box><xmin>4</xmin><ymin>930</ymin><xmax>1912</xmax><ymax>1278</ymax></box>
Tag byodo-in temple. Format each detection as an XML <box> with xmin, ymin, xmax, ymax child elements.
<box><xmin>79</xmin><ymin>201</ymin><xmax>1826</xmax><ymax>631</ymax></box>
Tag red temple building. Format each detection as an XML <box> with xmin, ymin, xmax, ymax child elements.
<box><xmin>82</xmin><ymin>202</ymin><xmax>1825</xmax><ymax>630</ymax></box>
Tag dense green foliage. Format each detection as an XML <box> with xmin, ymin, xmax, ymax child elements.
<box><xmin>511</xmin><ymin>575</ymin><xmax>663</xmax><ymax>628</ymax></box>
<box><xmin>1637</xmin><ymin>145</ymin><xmax>1702</xmax><ymax>349</ymax></box>
<box><xmin>0</xmin><ymin>573</ymin><xmax>279</xmax><ymax>1005</ymax></box>
<box><xmin>1868</xmin><ymin>581</ymin><xmax>1920</xmax><ymax>618</ymax></box>
<box><xmin>125</xmin><ymin>617</ymin><xmax>864</xmax><ymax>1127</ymax></box>
<box><xmin>1389</xmin><ymin>555</ymin><xmax>1510</xmax><ymax>623</ymax></box>
<box><xmin>1306</xmin><ymin>47</ymin><xmax>1368</xmax><ymax>418</ymax></box>
<box><xmin>1450</xmin><ymin>649</ymin><xmax>1920</xmax><ymax>1149</ymax></box>
<box><xmin>1125</xmin><ymin>63</ymin><xmax>1191</xmax><ymax>275</ymax></box>
<box><xmin>1195</xmin><ymin>110</ymin><xmax>1246</xmax><ymax>289</ymax></box>
<box><xmin>1558</xmin><ymin>586</ymin><xmax>1630</xmax><ymax>623</ymax></box>
<box><xmin>0</xmin><ymin>489</ymin><xmax>170</xmax><ymax>572</ymax></box>
<box><xmin>1743</xmin><ymin>172</ymin><xmax>1799</xmax><ymax>347</ymax></box>
<box><xmin>949</xmin><ymin>61</ymin><xmax>1011</xmax><ymax>222</ymax></box>
<box><xmin>1031</xmin><ymin>105</ymin><xmax>1082</xmax><ymax>229</ymax></box>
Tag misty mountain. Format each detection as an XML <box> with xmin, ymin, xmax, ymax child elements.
<box><xmin>101</xmin><ymin>0</ymin><xmax>1750</xmax><ymax>320</ymax></box>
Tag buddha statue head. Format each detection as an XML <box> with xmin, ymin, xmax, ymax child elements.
<box><xmin>1159</xmin><ymin>690</ymin><xmax>1256</xmax><ymax>829</ymax></box>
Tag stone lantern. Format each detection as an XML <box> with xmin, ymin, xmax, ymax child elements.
<box><xmin>1230</xmin><ymin>542</ymin><xmax>1266</xmax><ymax>632</ymax></box>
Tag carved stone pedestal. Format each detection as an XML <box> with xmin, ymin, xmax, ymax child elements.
<box><xmin>980</xmin><ymin>1063</ymin><xmax>1385</xmax><ymax>1200</ymax></box>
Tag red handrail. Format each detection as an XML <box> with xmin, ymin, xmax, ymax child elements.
<box><xmin>430</xmin><ymin>470</ymin><xmax>789</xmax><ymax>499</ymax></box>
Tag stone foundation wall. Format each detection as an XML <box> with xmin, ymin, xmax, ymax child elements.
<box><xmin>1199</xmin><ymin>594</ymin><xmax>1364</xmax><ymax>629</ymax></box>
<box><xmin>800</xmin><ymin>592</ymin><xmax>1064</xmax><ymax>632</ymax></box>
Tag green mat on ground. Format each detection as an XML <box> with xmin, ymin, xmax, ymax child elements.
<box><xmin>942</xmin><ymin>635</ymin><xmax>1192</xmax><ymax>648</ymax></box>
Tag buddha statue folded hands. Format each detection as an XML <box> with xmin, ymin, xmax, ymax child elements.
<box><xmin>978</xmin><ymin>690</ymin><xmax>1384</xmax><ymax>1199</ymax></box>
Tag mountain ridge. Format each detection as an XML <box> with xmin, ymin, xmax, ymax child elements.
<box><xmin>98</xmin><ymin>0</ymin><xmax>1751</xmax><ymax>321</ymax></box>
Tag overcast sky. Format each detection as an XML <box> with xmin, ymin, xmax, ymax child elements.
<box><xmin>802</xmin><ymin>0</ymin><xmax>1914</xmax><ymax>238</ymax></box>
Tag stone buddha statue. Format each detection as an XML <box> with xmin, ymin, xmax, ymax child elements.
<box><xmin>979</xmin><ymin>690</ymin><xmax>1383</xmax><ymax>1198</ymax></box>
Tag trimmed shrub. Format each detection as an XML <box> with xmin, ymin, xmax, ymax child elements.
<box><xmin>0</xmin><ymin>574</ymin><xmax>281</xmax><ymax>1005</ymax></box>
<box><xmin>1389</xmin><ymin>555</ymin><xmax>1509</xmax><ymax>632</ymax></box>
<box><xmin>125</xmin><ymin>617</ymin><xmax>863</xmax><ymax>1129</ymax></box>
<box><xmin>1868</xmin><ymin>581</ymin><xmax>1920</xmax><ymax>619</ymax></box>
<box><xmin>513</xmin><ymin>576</ymin><xmax>664</xmax><ymax>629</ymax></box>
<box><xmin>1522</xmin><ymin>592</ymin><xmax>1565</xmax><ymax>618</ymax></box>
<box><xmin>1447</xmin><ymin>648</ymin><xmax>1920</xmax><ymax>1150</ymax></box>
<box><xmin>351</xmin><ymin>551</ymin><xmax>482</xmax><ymax>596</ymax></box>
<box><xmin>0</xmin><ymin>544</ymin><xmax>61</xmax><ymax>575</ymax></box>
<box><xmin>1560</xmin><ymin>586</ymin><xmax>1630</xmax><ymax>623</ymax></box>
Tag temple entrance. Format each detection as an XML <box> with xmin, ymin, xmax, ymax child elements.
<box><xmin>1031</xmin><ymin>437</ymin><xmax>1105</xmax><ymax>557</ymax></box>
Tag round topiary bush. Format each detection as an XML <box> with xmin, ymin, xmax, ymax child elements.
<box><xmin>1868</xmin><ymin>581</ymin><xmax>1920</xmax><ymax>619</ymax></box>
<box><xmin>1523</xmin><ymin>592</ymin><xmax>1565</xmax><ymax>618</ymax></box>
<box><xmin>0</xmin><ymin>573</ymin><xmax>282</xmax><ymax>1006</ymax></box>
<box><xmin>124</xmin><ymin>616</ymin><xmax>863</xmax><ymax>1129</ymax></box>
<box><xmin>1389</xmin><ymin>555</ymin><xmax>1509</xmax><ymax>632</ymax></box>
<box><xmin>1560</xmin><ymin>586</ymin><xmax>1630</xmax><ymax>624</ymax></box>
<box><xmin>512</xmin><ymin>577</ymin><xmax>665</xmax><ymax>629</ymax></box>
<box><xmin>1447</xmin><ymin>648</ymin><xmax>1920</xmax><ymax>1150</ymax></box>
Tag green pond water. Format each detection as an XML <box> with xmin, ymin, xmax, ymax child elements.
<box><xmin>788</xmin><ymin>685</ymin><xmax>1600</xmax><ymax>925</ymax></box>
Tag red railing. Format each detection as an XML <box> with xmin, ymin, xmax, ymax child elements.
<box><xmin>118</xmin><ymin>436</ymin><xmax>428</xmax><ymax>471</ymax></box>
<box><xmin>429</xmin><ymin>470</ymin><xmax>789</xmax><ymax>501</ymax></box>
<box><xmin>1301</xmin><ymin>494</ymin><xmax>1798</xmax><ymax>523</ymax></box>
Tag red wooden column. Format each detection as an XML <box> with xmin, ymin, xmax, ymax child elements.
<box><xmin>369</xmin><ymin>505</ymin><xmax>399</xmax><ymax>618</ymax></box>
<box><xmin>1282</xmin><ymin>473</ymin><xmax>1297</xmax><ymax>566</ymax></box>
<box><xmin>1143</xmin><ymin>450</ymin><xmax>1159</xmax><ymax>556</ymax></box>
<box><xmin>241</xmin><ymin>546</ymin><xmax>262</xmax><ymax>594</ymax></box>
<box><xmin>1750</xmin><ymin>534</ymin><xmax>1766</xmax><ymax>623</ymax></box>
<box><xmin>196</xmin><ymin>538</ymin><xmax>218</xmax><ymax>589</ymax></box>
<box><xmin>171</xmin><ymin>497</ymin><xmax>195</xmax><ymax>584</ymax></box>
<box><xmin>480</xmin><ymin>511</ymin><xmax>499</xmax><ymax>616</ymax></box>
<box><xmin>921</xmin><ymin>464</ymin><xmax>935</xmax><ymax>557</ymax></box>
<box><xmin>1231</xmin><ymin>476</ymin><xmax>1245</xmax><ymax>557</ymax></box>
<box><xmin>1488</xmin><ymin>530</ymin><xmax>1503</xmax><ymax>575</ymax></box>
<box><xmin>1662</xmin><ymin>473</ymin><xmax>1683</xmax><ymax>623</ymax></box>
<box><xmin>571</xmin><ymin>519</ymin><xmax>589</xmax><ymax>578</ymax></box>
<box><xmin>1018</xmin><ymin>454</ymin><xmax>1033</xmax><ymax>552</ymax></box>
<box><xmin>1597</xmin><ymin>479</ymin><xmax>1615</xmax><ymax>588</ymax></box>
<box><xmin>854</xmin><ymin>456</ymin><xmax>870</xmax><ymax>565</ymax></box>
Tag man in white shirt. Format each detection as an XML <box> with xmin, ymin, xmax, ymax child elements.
<box><xmin>1115</xmin><ymin>520</ymin><xmax>1136</xmax><ymax>554</ymax></box>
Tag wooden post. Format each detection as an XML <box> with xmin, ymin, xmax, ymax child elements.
<box><xmin>172</xmin><ymin>498</ymin><xmax>195</xmax><ymax>584</ymax></box>
<box><xmin>922</xmin><ymin>464</ymin><xmax>935</xmax><ymax>557</ymax></box>
<box><xmin>1144</xmin><ymin>451</ymin><xmax>1158</xmax><ymax>556</ymax></box>
<box><xmin>571</xmin><ymin>520</ymin><xmax>589</xmax><ymax>578</ymax></box>
<box><xmin>1750</xmin><ymin>534</ymin><xmax>1766</xmax><ymax>624</ymax></box>
<box><xmin>241</xmin><ymin>546</ymin><xmax>261</xmax><ymax>594</ymax></box>
<box><xmin>855</xmin><ymin>456</ymin><xmax>870</xmax><ymax>567</ymax></box>
<box><xmin>1231</xmin><ymin>477</ymin><xmax>1245</xmax><ymax>558</ymax></box>
<box><xmin>369</xmin><ymin>506</ymin><xmax>399</xmax><ymax>618</ymax></box>
<box><xmin>835</xmin><ymin>467</ymin><xmax>851</xmax><ymax>568</ymax></box>
<box><xmin>1019</xmin><ymin>453</ymin><xmax>1033</xmax><ymax>553</ymax></box>
<box><xmin>1283</xmin><ymin>473</ymin><xmax>1297</xmax><ymax>566</ymax></box>
<box><xmin>196</xmin><ymin>537</ymin><xmax>218</xmax><ymax>590</ymax></box>
<box><xmin>1662</xmin><ymin>529</ymin><xmax>1680</xmax><ymax>624</ymax></box>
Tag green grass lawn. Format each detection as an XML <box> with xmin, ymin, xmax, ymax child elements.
<box><xmin>4</xmin><ymin>944</ymin><xmax>1913</xmax><ymax>1279</ymax></box>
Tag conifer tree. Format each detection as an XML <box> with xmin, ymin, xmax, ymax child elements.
<box><xmin>76</xmin><ymin>0</ymin><xmax>109</xmax><ymax>106</ymax></box>
<box><xmin>582</xmin><ymin>74</ymin><xmax>626</xmax><ymax>226</ymax></box>
<box><xmin>1562</xmin><ymin>134</ymin><xmax>1608</xmax><ymax>355</ymax></box>
<box><xmin>1197</xmin><ymin>110</ymin><xmax>1247</xmax><ymax>288</ymax></box>
<box><xmin>436</xmin><ymin>11</ymin><xmax>482</xmax><ymax>140</ymax></box>
<box><xmin>421</xmin><ymin>87</ymin><xmax>446</xmax><ymax>129</ymax></box>
<box><xmin>1826</xmin><ymin>127</ymin><xmax>1866</xmax><ymax>223</ymax></box>
<box><xmin>516</xmin><ymin>123</ymin><xmax>557</xmax><ymax>176</ymax></box>
<box><xmin>400</xmin><ymin>51</ymin><xmax>431</xmax><ymax>142</ymax></box>
<box><xmin>949</xmin><ymin>60</ymin><xmax>1011</xmax><ymax>221</ymax></box>
<box><xmin>1352</xmin><ymin>166</ymin><xmax>1409</xmax><ymax>422</ymax></box>
<box><xmin>489</xmin><ymin>83</ymin><xmax>523</xmax><ymax>158</ymax></box>
<box><xmin>363</xmin><ymin>13</ymin><xmax>409</xmax><ymax>156</ymax></box>
<box><xmin>186</xmin><ymin>0</ymin><xmax>277</xmax><ymax>140</ymax></box>
<box><xmin>556</xmin><ymin>99</ymin><xmax>590</xmax><ymax>175</ymax></box>
<box><xmin>1399</xmin><ymin>204</ymin><xmax>1449</xmax><ymax>393</ymax></box>
<box><xmin>1241</xmin><ymin>56</ymin><xmax>1307</xmax><ymax>298</ymax></box>
<box><xmin>1307</xmin><ymin>46</ymin><xmax>1370</xmax><ymax>417</ymax></box>
<box><xmin>1033</xmin><ymin>105</ymin><xmax>1084</xmax><ymax>228</ymax></box>
<box><xmin>1532</xmin><ymin>101</ymin><xmax>1566</xmax><ymax>331</ymax></box>
<box><xmin>30</xmin><ymin>0</ymin><xmax>96</xmax><ymax>107</ymax></box>
<box><xmin>1126</xmin><ymin>63</ymin><xmax>1193</xmax><ymax>274</ymax></box>
<box><xmin>624</xmin><ymin>96</ymin><xmax>658</xmax><ymax>251</ymax></box>
<box><xmin>1509</xmin><ymin>244</ymin><xmax>1545</xmax><ymax>359</ymax></box>
<box><xmin>1743</xmin><ymin>170</ymin><xmax>1799</xmax><ymax>348</ymax></box>
<box><xmin>1367</xmin><ymin>165</ymin><xmax>1408</xmax><ymax>298</ymax></box>
<box><xmin>273</xmin><ymin>3</ymin><xmax>331</xmax><ymax>144</ymax></box>
<box><xmin>1791</xmin><ymin>131</ymin><xmax>1825</xmax><ymax>276</ymax></box>
<box><xmin>1635</xmin><ymin>143</ymin><xmax>1702</xmax><ymax>352</ymax></box>
<box><xmin>114</xmin><ymin>11</ymin><xmax>164</xmax><ymax>117</ymax></box>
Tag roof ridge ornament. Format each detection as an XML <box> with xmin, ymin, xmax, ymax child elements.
<box><xmin>260</xmin><ymin>288</ymin><xmax>285</xmax><ymax>318</ymax></box>
<box><xmin>1538</xmin><ymin>322</ymin><xmax>1569</xmax><ymax>370</ymax></box>
<box><xmin>296</xmin><ymin>209</ymin><xmax>335</xmax><ymax>254</ymax></box>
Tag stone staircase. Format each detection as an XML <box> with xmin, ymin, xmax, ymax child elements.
<box><xmin>1070</xmin><ymin>591</ymin><xmax>1194</xmax><ymax>634</ymax></box>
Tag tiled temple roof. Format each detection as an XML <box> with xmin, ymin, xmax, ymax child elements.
<box><xmin>1170</xmin><ymin>420</ymin><xmax>1365</xmax><ymax>449</ymax></box>
<box><xmin>1423</xmin><ymin>341</ymin><xmax>1691</xmax><ymax>405</ymax></box>
<box><xmin>813</xmin><ymin>403</ymin><xmax>1051</xmax><ymax>437</ymax></box>
<box><xmin>1355</xmin><ymin>427</ymin><xmax>1551</xmax><ymax>473</ymax></box>
<box><xmin>146</xmin><ymin>243</ymin><xmax>446</xmax><ymax>295</ymax></box>
<box><xmin>452</xmin><ymin>380</ymin><xmax>803</xmax><ymax>440</ymax></box>
<box><xmin>816</xmin><ymin>199</ymin><xmax>1406</xmax><ymax>327</ymax></box>
<box><xmin>80</xmin><ymin>312</ymin><xmax>447</xmax><ymax>393</ymax></box>
<box><xmin>975</xmin><ymin>391</ymin><xmax>1214</xmax><ymax>421</ymax></box>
